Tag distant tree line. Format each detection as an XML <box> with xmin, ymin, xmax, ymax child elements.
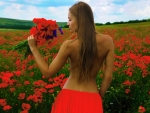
<box><xmin>0</xmin><ymin>24</ymin><xmax>33</xmax><ymax>29</ymax></box>
<box><xmin>95</xmin><ymin>19</ymin><xmax>150</xmax><ymax>26</ymax></box>
<box><xmin>0</xmin><ymin>18</ymin><xmax>149</xmax><ymax>29</ymax></box>
<box><xmin>62</xmin><ymin>25</ymin><xmax>69</xmax><ymax>28</ymax></box>
<box><xmin>62</xmin><ymin>19</ymin><xmax>150</xmax><ymax>28</ymax></box>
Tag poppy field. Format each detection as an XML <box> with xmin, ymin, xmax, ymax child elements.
<box><xmin>0</xmin><ymin>22</ymin><xmax>150</xmax><ymax>113</ymax></box>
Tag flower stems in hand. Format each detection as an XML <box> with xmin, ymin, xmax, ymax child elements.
<box><xmin>12</xmin><ymin>40</ymin><xmax>32</xmax><ymax>58</ymax></box>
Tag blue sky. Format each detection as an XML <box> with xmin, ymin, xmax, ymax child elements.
<box><xmin>0</xmin><ymin>0</ymin><xmax>150</xmax><ymax>23</ymax></box>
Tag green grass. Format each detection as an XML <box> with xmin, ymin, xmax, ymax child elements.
<box><xmin>96</xmin><ymin>21</ymin><xmax>150</xmax><ymax>28</ymax></box>
<box><xmin>0</xmin><ymin>17</ymin><xmax>34</xmax><ymax>26</ymax></box>
<box><xmin>1</xmin><ymin>17</ymin><xmax>150</xmax><ymax>29</ymax></box>
<box><xmin>0</xmin><ymin>17</ymin><xmax>67</xmax><ymax>28</ymax></box>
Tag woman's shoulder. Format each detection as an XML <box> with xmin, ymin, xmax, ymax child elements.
<box><xmin>61</xmin><ymin>38</ymin><xmax>78</xmax><ymax>50</ymax></box>
<box><xmin>96</xmin><ymin>33</ymin><xmax>114</xmax><ymax>48</ymax></box>
<box><xmin>96</xmin><ymin>33</ymin><xmax>112</xmax><ymax>40</ymax></box>
<box><xmin>64</xmin><ymin>38</ymin><xmax>79</xmax><ymax>45</ymax></box>
<box><xmin>96</xmin><ymin>33</ymin><xmax>113</xmax><ymax>43</ymax></box>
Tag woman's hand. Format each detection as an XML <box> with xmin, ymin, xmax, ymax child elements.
<box><xmin>28</xmin><ymin>35</ymin><xmax>37</xmax><ymax>51</ymax></box>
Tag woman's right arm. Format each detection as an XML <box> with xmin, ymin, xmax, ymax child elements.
<box><xmin>99</xmin><ymin>36</ymin><xmax>114</xmax><ymax>98</ymax></box>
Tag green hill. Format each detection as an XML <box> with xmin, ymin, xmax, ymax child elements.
<box><xmin>0</xmin><ymin>17</ymin><xmax>149</xmax><ymax>29</ymax></box>
<box><xmin>0</xmin><ymin>17</ymin><xmax>67</xmax><ymax>29</ymax></box>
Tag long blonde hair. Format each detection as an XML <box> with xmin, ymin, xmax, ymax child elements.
<box><xmin>69</xmin><ymin>1</ymin><xmax>97</xmax><ymax>82</ymax></box>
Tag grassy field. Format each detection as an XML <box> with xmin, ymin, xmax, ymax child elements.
<box><xmin>0</xmin><ymin>17</ymin><xmax>67</xmax><ymax>28</ymax></box>
<box><xmin>0</xmin><ymin>22</ymin><xmax>150</xmax><ymax>113</ymax></box>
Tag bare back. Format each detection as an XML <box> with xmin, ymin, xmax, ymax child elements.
<box><xmin>63</xmin><ymin>34</ymin><xmax>114</xmax><ymax>93</ymax></box>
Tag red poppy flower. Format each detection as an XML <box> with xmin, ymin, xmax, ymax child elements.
<box><xmin>14</xmin><ymin>71</ymin><xmax>21</xmax><ymax>77</ymax></box>
<box><xmin>148</xmin><ymin>91</ymin><xmax>150</xmax><ymax>95</ymax></box>
<box><xmin>18</xmin><ymin>93</ymin><xmax>26</xmax><ymax>100</ymax></box>
<box><xmin>30</xmin><ymin>18</ymin><xmax>62</xmax><ymax>46</ymax></box>
<box><xmin>59</xmin><ymin>74</ymin><xmax>65</xmax><ymax>78</ymax></box>
<box><xmin>1</xmin><ymin>76</ymin><xmax>10</xmax><ymax>83</ymax></box>
<box><xmin>4</xmin><ymin>72</ymin><xmax>14</xmax><ymax>78</ymax></box>
<box><xmin>122</xmin><ymin>80</ymin><xmax>132</xmax><ymax>86</ymax></box>
<box><xmin>22</xmin><ymin>103</ymin><xmax>31</xmax><ymax>110</ymax></box>
<box><xmin>33</xmin><ymin>80</ymin><xmax>47</xmax><ymax>87</ymax></box>
<box><xmin>0</xmin><ymin>99</ymin><xmax>7</xmax><ymax>106</ymax></box>
<box><xmin>27</xmin><ymin>95</ymin><xmax>33</xmax><ymax>101</ymax></box>
<box><xmin>13</xmin><ymin>18</ymin><xmax>63</xmax><ymax>58</ymax></box>
<box><xmin>48</xmin><ymin>78</ymin><xmax>53</xmax><ymax>82</ymax></box>
<box><xmin>45</xmin><ymin>84</ymin><xmax>54</xmax><ymax>89</ymax></box>
<box><xmin>53</xmin><ymin>76</ymin><xmax>60</xmax><ymax>82</ymax></box>
<box><xmin>10</xmin><ymin>87</ymin><xmax>16</xmax><ymax>93</ymax></box>
<box><xmin>32</xmin><ymin>94</ymin><xmax>43</xmax><ymax>103</ymax></box>
<box><xmin>125</xmin><ymin>89</ymin><xmax>130</xmax><ymax>94</ymax></box>
<box><xmin>0</xmin><ymin>83</ymin><xmax>9</xmax><ymax>88</ymax></box>
<box><xmin>138</xmin><ymin>106</ymin><xmax>146</xmax><ymax>113</ymax></box>
<box><xmin>3</xmin><ymin>105</ymin><xmax>12</xmax><ymax>111</ymax></box>
<box><xmin>24</xmin><ymin>81</ymin><xmax>30</xmax><ymax>85</ymax></box>
<box><xmin>48</xmin><ymin>89</ymin><xmax>54</xmax><ymax>94</ymax></box>
<box><xmin>39</xmin><ymin>88</ymin><xmax>47</xmax><ymax>93</ymax></box>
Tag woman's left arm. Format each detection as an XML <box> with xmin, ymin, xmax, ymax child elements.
<box><xmin>28</xmin><ymin>35</ymin><xmax>71</xmax><ymax>78</ymax></box>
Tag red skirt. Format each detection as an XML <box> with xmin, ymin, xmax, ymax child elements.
<box><xmin>51</xmin><ymin>88</ymin><xmax>103</xmax><ymax>113</ymax></box>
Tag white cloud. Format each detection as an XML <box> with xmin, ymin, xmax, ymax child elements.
<box><xmin>77</xmin><ymin>0</ymin><xmax>150</xmax><ymax>23</ymax></box>
<box><xmin>48</xmin><ymin>7</ymin><xmax>56</xmax><ymax>12</ymax></box>
<box><xmin>8</xmin><ymin>0</ymin><xmax>17</xmax><ymax>2</ymax></box>
<box><xmin>0</xmin><ymin>0</ymin><xmax>150</xmax><ymax>23</ymax></box>
<box><xmin>0</xmin><ymin>1</ymin><xmax>5</xmax><ymax>6</ymax></box>
<box><xmin>47</xmin><ymin>6</ymin><xmax>70</xmax><ymax>22</ymax></box>
<box><xmin>116</xmin><ymin>0</ymin><xmax>150</xmax><ymax>21</ymax></box>
<box><xmin>135</xmin><ymin>6</ymin><xmax>150</xmax><ymax>16</ymax></box>
<box><xmin>3</xmin><ymin>3</ymin><xmax>39</xmax><ymax>20</ymax></box>
<box><xmin>76</xmin><ymin>0</ymin><xmax>90</xmax><ymax>3</ymax></box>
<box><xmin>118</xmin><ymin>8</ymin><xmax>124</xmax><ymax>13</ymax></box>
<box><xmin>24</xmin><ymin>0</ymin><xmax>43</xmax><ymax>4</ymax></box>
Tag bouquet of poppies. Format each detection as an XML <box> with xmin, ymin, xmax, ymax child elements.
<box><xmin>12</xmin><ymin>18</ymin><xmax>63</xmax><ymax>58</ymax></box>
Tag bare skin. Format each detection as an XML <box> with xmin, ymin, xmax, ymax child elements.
<box><xmin>63</xmin><ymin>34</ymin><xmax>114</xmax><ymax>96</ymax></box>
<box><xmin>28</xmin><ymin>33</ymin><xmax>114</xmax><ymax>98</ymax></box>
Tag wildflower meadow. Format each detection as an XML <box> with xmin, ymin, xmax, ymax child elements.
<box><xmin>0</xmin><ymin>22</ymin><xmax>150</xmax><ymax>113</ymax></box>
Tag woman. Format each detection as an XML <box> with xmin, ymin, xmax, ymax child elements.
<box><xmin>28</xmin><ymin>1</ymin><xmax>114</xmax><ymax>113</ymax></box>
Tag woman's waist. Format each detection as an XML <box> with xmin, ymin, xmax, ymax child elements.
<box><xmin>62</xmin><ymin>77</ymin><xmax>99</xmax><ymax>93</ymax></box>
